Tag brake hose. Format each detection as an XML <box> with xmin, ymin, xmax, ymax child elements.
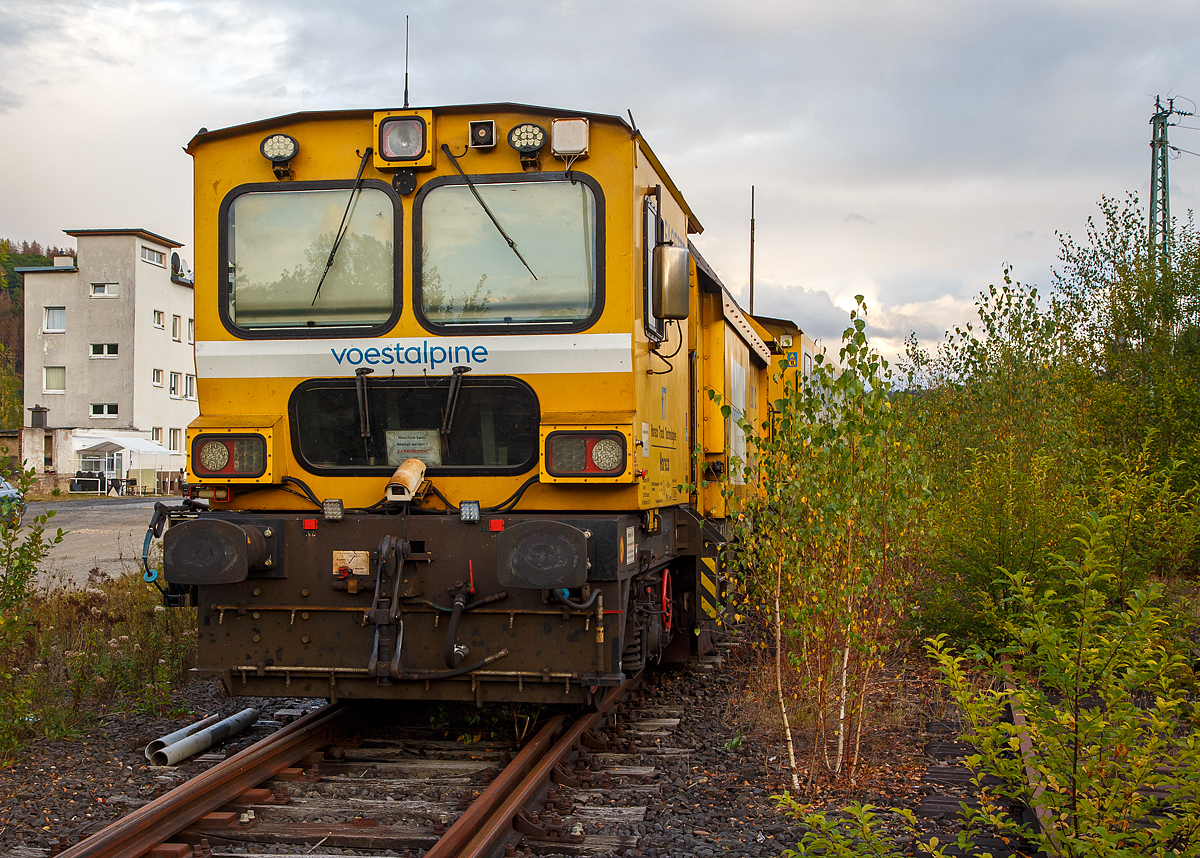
<box><xmin>443</xmin><ymin>586</ymin><xmax>470</xmax><ymax>668</ymax></box>
<box><xmin>551</xmin><ymin>588</ymin><xmax>601</xmax><ymax>611</ymax></box>
<box><xmin>142</xmin><ymin>503</ymin><xmax>169</xmax><ymax>593</ymax></box>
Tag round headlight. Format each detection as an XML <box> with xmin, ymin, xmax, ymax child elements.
<box><xmin>590</xmin><ymin>438</ymin><xmax>623</xmax><ymax>471</ymax></box>
<box><xmin>508</xmin><ymin>123</ymin><xmax>546</xmax><ymax>154</ymax></box>
<box><xmin>260</xmin><ymin>133</ymin><xmax>299</xmax><ymax>163</ymax></box>
<box><xmin>199</xmin><ymin>440</ymin><xmax>230</xmax><ymax>472</ymax></box>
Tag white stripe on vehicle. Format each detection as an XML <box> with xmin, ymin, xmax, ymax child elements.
<box><xmin>195</xmin><ymin>333</ymin><xmax>633</xmax><ymax>378</ymax></box>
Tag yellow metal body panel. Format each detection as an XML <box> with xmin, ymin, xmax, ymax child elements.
<box><xmin>748</xmin><ymin>315</ymin><xmax>814</xmax><ymax>426</ymax></box>
<box><xmin>187</xmin><ymin>106</ymin><xmax>702</xmax><ymax>514</ymax></box>
<box><xmin>186</xmin><ymin>104</ymin><xmax>800</xmax><ymax>525</ymax></box>
<box><xmin>187</xmin><ymin>414</ymin><xmax>282</xmax><ymax>485</ymax></box>
<box><xmin>631</xmin><ymin>138</ymin><xmax>691</xmax><ymax>510</ymax></box>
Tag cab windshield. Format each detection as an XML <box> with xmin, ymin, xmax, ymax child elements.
<box><xmin>418</xmin><ymin>178</ymin><xmax>598</xmax><ymax>327</ymax></box>
<box><xmin>225</xmin><ymin>184</ymin><xmax>397</xmax><ymax>329</ymax></box>
<box><xmin>291</xmin><ymin>378</ymin><xmax>539</xmax><ymax>474</ymax></box>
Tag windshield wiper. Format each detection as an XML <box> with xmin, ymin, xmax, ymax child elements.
<box><xmin>355</xmin><ymin>367</ymin><xmax>373</xmax><ymax>459</ymax></box>
<box><xmin>441</xmin><ymin>365</ymin><xmax>471</xmax><ymax>437</ymax></box>
<box><xmin>440</xmin><ymin>143</ymin><xmax>537</xmax><ymax>280</ymax></box>
<box><xmin>312</xmin><ymin>147</ymin><xmax>373</xmax><ymax>306</ymax></box>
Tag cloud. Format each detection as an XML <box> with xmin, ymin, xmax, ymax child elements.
<box><xmin>753</xmin><ymin>282</ymin><xmax>852</xmax><ymax>349</ymax></box>
<box><xmin>2</xmin><ymin>0</ymin><xmax>1200</xmax><ymax>352</ymax></box>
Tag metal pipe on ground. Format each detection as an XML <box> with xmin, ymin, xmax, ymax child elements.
<box><xmin>145</xmin><ymin>713</ymin><xmax>225</xmax><ymax>761</ymax></box>
<box><xmin>150</xmin><ymin>708</ymin><xmax>260</xmax><ymax>766</ymax></box>
<box><xmin>57</xmin><ymin>702</ymin><xmax>356</xmax><ymax>858</ymax></box>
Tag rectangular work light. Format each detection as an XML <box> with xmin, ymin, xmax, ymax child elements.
<box><xmin>372</xmin><ymin>109</ymin><xmax>435</xmax><ymax>170</ymax></box>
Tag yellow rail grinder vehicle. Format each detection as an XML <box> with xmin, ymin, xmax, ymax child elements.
<box><xmin>151</xmin><ymin>103</ymin><xmax>808</xmax><ymax>705</ymax></box>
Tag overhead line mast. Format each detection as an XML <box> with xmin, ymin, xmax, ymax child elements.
<box><xmin>1149</xmin><ymin>95</ymin><xmax>1193</xmax><ymax>267</ymax></box>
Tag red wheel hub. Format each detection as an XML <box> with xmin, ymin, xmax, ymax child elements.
<box><xmin>661</xmin><ymin>569</ymin><xmax>673</xmax><ymax>634</ymax></box>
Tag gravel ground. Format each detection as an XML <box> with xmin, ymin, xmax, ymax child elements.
<box><xmin>624</xmin><ymin>658</ymin><xmax>931</xmax><ymax>857</ymax></box>
<box><xmin>0</xmin><ymin>680</ymin><xmax>313</xmax><ymax>853</ymax></box>
<box><xmin>0</xmin><ymin>656</ymin><xmax>933</xmax><ymax>856</ymax></box>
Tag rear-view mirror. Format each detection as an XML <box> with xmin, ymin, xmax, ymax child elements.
<box><xmin>652</xmin><ymin>244</ymin><xmax>690</xmax><ymax>320</ymax></box>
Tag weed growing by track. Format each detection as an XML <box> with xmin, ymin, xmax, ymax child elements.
<box><xmin>719</xmin><ymin>296</ymin><xmax>930</xmax><ymax>790</ymax></box>
<box><xmin>0</xmin><ymin>567</ymin><xmax>196</xmax><ymax>763</ymax></box>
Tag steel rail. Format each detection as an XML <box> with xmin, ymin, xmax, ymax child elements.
<box><xmin>422</xmin><ymin>715</ymin><xmax>566</xmax><ymax>858</ymax></box>
<box><xmin>1002</xmin><ymin>659</ymin><xmax>1059</xmax><ymax>853</ymax></box>
<box><xmin>428</xmin><ymin>672</ymin><xmax>641</xmax><ymax>858</ymax></box>
<box><xmin>57</xmin><ymin>702</ymin><xmax>357</xmax><ymax>858</ymax></box>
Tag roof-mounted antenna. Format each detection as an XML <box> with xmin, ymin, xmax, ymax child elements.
<box><xmin>403</xmin><ymin>16</ymin><xmax>410</xmax><ymax>109</ymax></box>
<box><xmin>749</xmin><ymin>186</ymin><xmax>756</xmax><ymax>315</ymax></box>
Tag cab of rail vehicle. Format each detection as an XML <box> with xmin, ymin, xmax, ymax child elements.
<box><xmin>157</xmin><ymin>103</ymin><xmax>805</xmax><ymax>705</ymax></box>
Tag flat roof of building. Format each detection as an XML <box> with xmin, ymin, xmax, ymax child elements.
<box><xmin>13</xmin><ymin>265</ymin><xmax>77</xmax><ymax>273</ymax></box>
<box><xmin>63</xmin><ymin>228</ymin><xmax>183</xmax><ymax>248</ymax></box>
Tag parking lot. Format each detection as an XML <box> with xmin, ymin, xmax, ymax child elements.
<box><xmin>27</xmin><ymin>495</ymin><xmax>170</xmax><ymax>588</ymax></box>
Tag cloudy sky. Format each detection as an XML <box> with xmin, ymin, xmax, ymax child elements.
<box><xmin>3</xmin><ymin>0</ymin><xmax>1200</xmax><ymax>359</ymax></box>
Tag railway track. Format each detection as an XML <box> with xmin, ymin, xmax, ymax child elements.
<box><xmin>38</xmin><ymin>668</ymin><xmax>693</xmax><ymax>858</ymax></box>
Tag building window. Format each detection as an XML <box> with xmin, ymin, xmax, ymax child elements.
<box><xmin>172</xmin><ymin>315</ymin><xmax>181</xmax><ymax>341</ymax></box>
<box><xmin>90</xmin><ymin>282</ymin><xmax>119</xmax><ymax>297</ymax></box>
<box><xmin>169</xmin><ymin>372</ymin><xmax>181</xmax><ymax>397</ymax></box>
<box><xmin>44</xmin><ymin>432</ymin><xmax>53</xmax><ymax>470</ymax></box>
<box><xmin>141</xmin><ymin>246</ymin><xmax>165</xmax><ymax>267</ymax></box>
<box><xmin>152</xmin><ymin>427</ymin><xmax>163</xmax><ymax>443</ymax></box>
<box><xmin>188</xmin><ymin>318</ymin><xmax>194</xmax><ymax>343</ymax></box>
<box><xmin>185</xmin><ymin>374</ymin><xmax>197</xmax><ymax>399</ymax></box>
<box><xmin>152</xmin><ymin>368</ymin><xmax>163</xmax><ymax>386</ymax></box>
<box><xmin>153</xmin><ymin>310</ymin><xmax>164</xmax><ymax>328</ymax></box>
<box><xmin>90</xmin><ymin>343</ymin><xmax>119</xmax><ymax>358</ymax></box>
<box><xmin>168</xmin><ymin>428</ymin><xmax>181</xmax><ymax>452</ymax></box>
<box><xmin>90</xmin><ymin>403</ymin><xmax>119</xmax><ymax>417</ymax></box>
<box><xmin>44</xmin><ymin>306</ymin><xmax>65</xmax><ymax>333</ymax></box>
<box><xmin>43</xmin><ymin>366</ymin><xmax>65</xmax><ymax>393</ymax></box>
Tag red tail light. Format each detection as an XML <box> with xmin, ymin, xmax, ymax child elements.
<box><xmin>545</xmin><ymin>432</ymin><xmax>626</xmax><ymax>476</ymax></box>
<box><xmin>192</xmin><ymin>434</ymin><xmax>267</xmax><ymax>478</ymax></box>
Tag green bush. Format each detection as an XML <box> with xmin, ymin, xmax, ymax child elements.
<box><xmin>0</xmin><ymin>464</ymin><xmax>63</xmax><ymax>610</ymax></box>
<box><xmin>773</xmin><ymin>797</ymin><xmax>981</xmax><ymax>858</ymax></box>
<box><xmin>927</xmin><ymin>514</ymin><xmax>1200</xmax><ymax>857</ymax></box>
<box><xmin>905</xmin><ymin>275</ymin><xmax>1086</xmax><ymax>642</ymax></box>
<box><xmin>1086</xmin><ymin>441</ymin><xmax>1200</xmax><ymax>596</ymax></box>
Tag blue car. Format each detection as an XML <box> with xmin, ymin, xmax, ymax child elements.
<box><xmin>0</xmin><ymin>479</ymin><xmax>24</xmax><ymax>527</ymax></box>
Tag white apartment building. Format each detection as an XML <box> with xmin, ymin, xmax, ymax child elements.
<box><xmin>19</xmin><ymin>228</ymin><xmax>198</xmax><ymax>488</ymax></box>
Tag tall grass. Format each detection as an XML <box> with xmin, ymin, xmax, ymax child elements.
<box><xmin>0</xmin><ymin>571</ymin><xmax>197</xmax><ymax>763</ymax></box>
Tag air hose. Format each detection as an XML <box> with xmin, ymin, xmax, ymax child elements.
<box><xmin>443</xmin><ymin>580</ymin><xmax>477</xmax><ymax>668</ymax></box>
<box><xmin>551</xmin><ymin>588</ymin><xmax>601</xmax><ymax>611</ymax></box>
